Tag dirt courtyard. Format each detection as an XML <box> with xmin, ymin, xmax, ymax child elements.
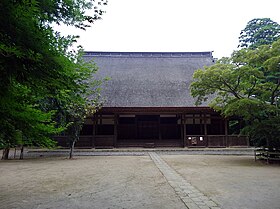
<box><xmin>0</xmin><ymin>154</ymin><xmax>279</xmax><ymax>209</ymax></box>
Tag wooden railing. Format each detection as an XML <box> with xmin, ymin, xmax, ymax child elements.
<box><xmin>255</xmin><ymin>147</ymin><xmax>280</xmax><ymax>163</ymax></box>
<box><xmin>186</xmin><ymin>135</ymin><xmax>249</xmax><ymax>147</ymax></box>
<box><xmin>54</xmin><ymin>135</ymin><xmax>249</xmax><ymax>148</ymax></box>
<box><xmin>208</xmin><ymin>135</ymin><xmax>227</xmax><ymax>147</ymax></box>
<box><xmin>53</xmin><ymin>136</ymin><xmax>93</xmax><ymax>148</ymax></box>
<box><xmin>94</xmin><ymin>135</ymin><xmax>115</xmax><ymax>148</ymax></box>
<box><xmin>227</xmin><ymin>135</ymin><xmax>249</xmax><ymax>147</ymax></box>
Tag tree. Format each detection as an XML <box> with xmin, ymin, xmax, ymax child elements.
<box><xmin>0</xmin><ymin>0</ymin><xmax>107</xmax><ymax>159</ymax></box>
<box><xmin>54</xmin><ymin>51</ymin><xmax>104</xmax><ymax>159</ymax></box>
<box><xmin>191</xmin><ymin>39</ymin><xmax>280</xmax><ymax>149</ymax></box>
<box><xmin>0</xmin><ymin>81</ymin><xmax>62</xmax><ymax>159</ymax></box>
<box><xmin>238</xmin><ymin>18</ymin><xmax>280</xmax><ymax>49</ymax></box>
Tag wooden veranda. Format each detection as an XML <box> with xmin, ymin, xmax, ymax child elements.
<box><xmin>55</xmin><ymin>107</ymin><xmax>249</xmax><ymax>148</ymax></box>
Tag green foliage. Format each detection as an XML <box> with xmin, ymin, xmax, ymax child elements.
<box><xmin>242</xmin><ymin>117</ymin><xmax>280</xmax><ymax>149</ymax></box>
<box><xmin>53</xmin><ymin>49</ymin><xmax>103</xmax><ymax>146</ymax></box>
<box><xmin>239</xmin><ymin>18</ymin><xmax>280</xmax><ymax>49</ymax></box>
<box><xmin>0</xmin><ymin>80</ymin><xmax>61</xmax><ymax>149</ymax></box>
<box><xmin>191</xmin><ymin>57</ymin><xmax>264</xmax><ymax>109</ymax></box>
<box><xmin>191</xmin><ymin>39</ymin><xmax>280</xmax><ymax>148</ymax></box>
<box><xmin>0</xmin><ymin>0</ymin><xmax>107</xmax><ymax>152</ymax></box>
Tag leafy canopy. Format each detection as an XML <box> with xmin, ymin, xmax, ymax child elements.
<box><xmin>0</xmin><ymin>0</ymin><xmax>107</xmax><ymax>152</ymax></box>
<box><xmin>191</xmin><ymin>39</ymin><xmax>280</xmax><ymax>148</ymax></box>
<box><xmin>238</xmin><ymin>18</ymin><xmax>280</xmax><ymax>49</ymax></box>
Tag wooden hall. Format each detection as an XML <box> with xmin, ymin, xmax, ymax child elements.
<box><xmin>55</xmin><ymin>52</ymin><xmax>248</xmax><ymax>148</ymax></box>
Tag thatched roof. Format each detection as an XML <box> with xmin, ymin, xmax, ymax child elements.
<box><xmin>84</xmin><ymin>52</ymin><xmax>214</xmax><ymax>107</ymax></box>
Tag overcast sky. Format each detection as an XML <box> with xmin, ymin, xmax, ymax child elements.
<box><xmin>59</xmin><ymin>0</ymin><xmax>280</xmax><ymax>58</ymax></box>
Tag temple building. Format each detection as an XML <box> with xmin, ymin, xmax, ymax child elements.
<box><xmin>56</xmin><ymin>52</ymin><xmax>248</xmax><ymax>148</ymax></box>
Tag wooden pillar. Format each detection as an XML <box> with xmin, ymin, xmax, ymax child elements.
<box><xmin>92</xmin><ymin>115</ymin><xmax>96</xmax><ymax>148</ymax></box>
<box><xmin>182</xmin><ymin>114</ymin><xmax>186</xmax><ymax>147</ymax></box>
<box><xmin>114</xmin><ymin>114</ymin><xmax>118</xmax><ymax>147</ymax></box>
<box><xmin>158</xmin><ymin>115</ymin><xmax>161</xmax><ymax>142</ymax></box>
<box><xmin>135</xmin><ymin>115</ymin><xmax>139</xmax><ymax>140</ymax></box>
<box><xmin>204</xmin><ymin>114</ymin><xmax>208</xmax><ymax>147</ymax></box>
<box><xmin>180</xmin><ymin>114</ymin><xmax>183</xmax><ymax>147</ymax></box>
<box><xmin>225</xmin><ymin>119</ymin><xmax>228</xmax><ymax>147</ymax></box>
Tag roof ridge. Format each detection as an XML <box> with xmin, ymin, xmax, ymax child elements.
<box><xmin>84</xmin><ymin>51</ymin><xmax>213</xmax><ymax>58</ymax></box>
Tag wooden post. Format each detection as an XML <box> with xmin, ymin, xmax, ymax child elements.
<box><xmin>135</xmin><ymin>115</ymin><xmax>139</xmax><ymax>140</ymax></box>
<box><xmin>225</xmin><ymin>119</ymin><xmax>229</xmax><ymax>147</ymax></box>
<box><xmin>204</xmin><ymin>114</ymin><xmax>208</xmax><ymax>147</ymax></box>
<box><xmin>182</xmin><ymin>114</ymin><xmax>186</xmax><ymax>147</ymax></box>
<box><xmin>114</xmin><ymin>114</ymin><xmax>118</xmax><ymax>147</ymax></box>
<box><xmin>158</xmin><ymin>115</ymin><xmax>161</xmax><ymax>143</ymax></box>
<box><xmin>14</xmin><ymin>147</ymin><xmax>16</xmax><ymax>159</ymax></box>
<box><xmin>180</xmin><ymin>114</ymin><xmax>182</xmax><ymax>147</ymax></box>
<box><xmin>92</xmin><ymin>115</ymin><xmax>96</xmax><ymax>148</ymax></box>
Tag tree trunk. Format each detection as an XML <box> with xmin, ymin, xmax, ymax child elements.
<box><xmin>69</xmin><ymin>141</ymin><xmax>75</xmax><ymax>159</ymax></box>
<box><xmin>2</xmin><ymin>148</ymin><xmax>10</xmax><ymax>160</ymax></box>
<box><xmin>20</xmin><ymin>146</ymin><xmax>24</xmax><ymax>160</ymax></box>
<box><xmin>14</xmin><ymin>147</ymin><xmax>16</xmax><ymax>159</ymax></box>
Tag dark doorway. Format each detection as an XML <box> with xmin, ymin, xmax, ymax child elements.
<box><xmin>117</xmin><ymin>114</ymin><xmax>182</xmax><ymax>147</ymax></box>
<box><xmin>137</xmin><ymin>115</ymin><xmax>159</xmax><ymax>140</ymax></box>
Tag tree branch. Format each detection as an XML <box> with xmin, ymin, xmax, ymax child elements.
<box><xmin>219</xmin><ymin>76</ymin><xmax>242</xmax><ymax>99</ymax></box>
<box><xmin>247</xmin><ymin>78</ymin><xmax>258</xmax><ymax>98</ymax></box>
<box><xmin>271</xmin><ymin>78</ymin><xmax>280</xmax><ymax>105</ymax></box>
<box><xmin>233</xmin><ymin>75</ymin><xmax>241</xmax><ymax>92</ymax></box>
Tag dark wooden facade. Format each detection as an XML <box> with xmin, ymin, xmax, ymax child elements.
<box><xmin>55</xmin><ymin>107</ymin><xmax>249</xmax><ymax>148</ymax></box>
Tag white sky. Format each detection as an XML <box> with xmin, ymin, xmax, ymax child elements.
<box><xmin>59</xmin><ymin>0</ymin><xmax>280</xmax><ymax>58</ymax></box>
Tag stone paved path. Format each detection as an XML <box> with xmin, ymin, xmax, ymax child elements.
<box><xmin>149</xmin><ymin>152</ymin><xmax>221</xmax><ymax>209</ymax></box>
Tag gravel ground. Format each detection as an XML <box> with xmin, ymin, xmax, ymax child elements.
<box><xmin>0</xmin><ymin>150</ymin><xmax>279</xmax><ymax>209</ymax></box>
<box><xmin>163</xmin><ymin>155</ymin><xmax>280</xmax><ymax>209</ymax></box>
<box><xmin>0</xmin><ymin>156</ymin><xmax>185</xmax><ymax>209</ymax></box>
